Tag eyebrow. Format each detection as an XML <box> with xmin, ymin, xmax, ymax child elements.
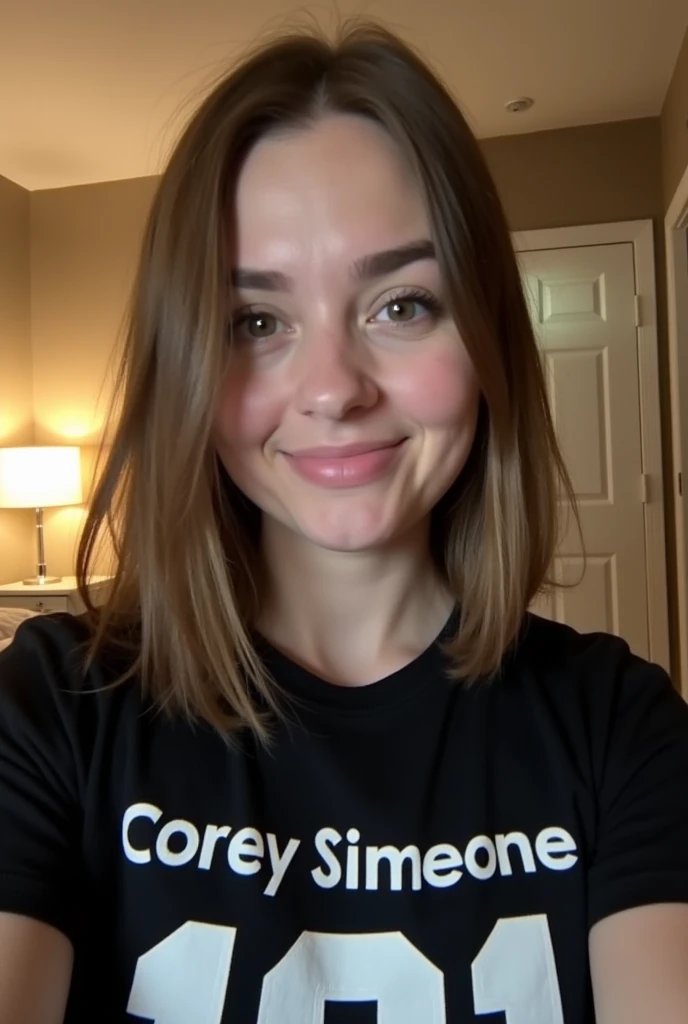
<box><xmin>230</xmin><ymin>239</ymin><xmax>436</xmax><ymax>292</ymax></box>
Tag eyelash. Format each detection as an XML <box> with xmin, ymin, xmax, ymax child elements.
<box><xmin>378</xmin><ymin>289</ymin><xmax>444</xmax><ymax>324</ymax></box>
<box><xmin>229</xmin><ymin>288</ymin><xmax>445</xmax><ymax>341</ymax></box>
<box><xmin>230</xmin><ymin>308</ymin><xmax>274</xmax><ymax>333</ymax></box>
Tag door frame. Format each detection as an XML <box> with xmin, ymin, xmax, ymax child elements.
<box><xmin>512</xmin><ymin>221</ymin><xmax>670</xmax><ymax>675</ymax></box>
<box><xmin>665</xmin><ymin>164</ymin><xmax>688</xmax><ymax>699</ymax></box>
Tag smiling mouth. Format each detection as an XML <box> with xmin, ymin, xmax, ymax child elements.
<box><xmin>286</xmin><ymin>439</ymin><xmax>406</xmax><ymax>459</ymax></box>
<box><xmin>282</xmin><ymin>439</ymin><xmax>407</xmax><ymax>488</ymax></box>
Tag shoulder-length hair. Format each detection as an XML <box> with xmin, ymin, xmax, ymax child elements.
<box><xmin>77</xmin><ymin>20</ymin><xmax>575</xmax><ymax>739</ymax></box>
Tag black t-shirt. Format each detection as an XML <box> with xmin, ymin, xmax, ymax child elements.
<box><xmin>0</xmin><ymin>610</ymin><xmax>688</xmax><ymax>1023</ymax></box>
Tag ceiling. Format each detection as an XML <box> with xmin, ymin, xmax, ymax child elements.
<box><xmin>2</xmin><ymin>0</ymin><xmax>687</xmax><ymax>192</ymax></box>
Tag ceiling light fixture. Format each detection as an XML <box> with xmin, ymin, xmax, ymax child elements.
<box><xmin>505</xmin><ymin>97</ymin><xmax>535</xmax><ymax>113</ymax></box>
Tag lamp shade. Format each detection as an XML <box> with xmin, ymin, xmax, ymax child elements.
<box><xmin>0</xmin><ymin>446</ymin><xmax>83</xmax><ymax>509</ymax></box>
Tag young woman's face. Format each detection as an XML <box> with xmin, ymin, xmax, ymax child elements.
<box><xmin>215</xmin><ymin>114</ymin><xmax>481</xmax><ymax>552</ymax></box>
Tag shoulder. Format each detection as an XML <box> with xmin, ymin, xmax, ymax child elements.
<box><xmin>516</xmin><ymin>611</ymin><xmax>637</xmax><ymax>670</ymax></box>
<box><xmin>513</xmin><ymin>612</ymin><xmax>674</xmax><ymax>698</ymax></box>
<box><xmin>1</xmin><ymin>609</ymin><xmax>91</xmax><ymax>664</ymax></box>
<box><xmin>506</xmin><ymin>612</ymin><xmax>688</xmax><ymax>747</ymax></box>
<box><xmin>0</xmin><ymin>611</ymin><xmax>96</xmax><ymax>706</ymax></box>
<box><xmin>0</xmin><ymin>611</ymin><xmax>139</xmax><ymax>751</ymax></box>
<box><xmin>0</xmin><ymin>609</ymin><xmax>136</xmax><ymax>684</ymax></box>
<box><xmin>508</xmin><ymin>613</ymin><xmax>688</xmax><ymax>771</ymax></box>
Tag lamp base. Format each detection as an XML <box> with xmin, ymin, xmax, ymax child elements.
<box><xmin>22</xmin><ymin>575</ymin><xmax>62</xmax><ymax>586</ymax></box>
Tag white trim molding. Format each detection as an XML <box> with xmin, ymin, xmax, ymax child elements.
<box><xmin>665</xmin><ymin>164</ymin><xmax>688</xmax><ymax>698</ymax></box>
<box><xmin>513</xmin><ymin>221</ymin><xmax>671</xmax><ymax>678</ymax></box>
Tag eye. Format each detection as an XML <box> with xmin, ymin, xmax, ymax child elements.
<box><xmin>232</xmin><ymin>311</ymin><xmax>284</xmax><ymax>342</ymax></box>
<box><xmin>382</xmin><ymin>299</ymin><xmax>422</xmax><ymax>322</ymax></box>
<box><xmin>373</xmin><ymin>291</ymin><xmax>444</xmax><ymax>327</ymax></box>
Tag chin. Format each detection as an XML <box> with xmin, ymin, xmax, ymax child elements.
<box><xmin>291</xmin><ymin>506</ymin><xmax>411</xmax><ymax>554</ymax></box>
<box><xmin>303</xmin><ymin>531</ymin><xmax>389</xmax><ymax>554</ymax></box>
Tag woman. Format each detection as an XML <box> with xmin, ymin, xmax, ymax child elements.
<box><xmin>0</xmin><ymin>21</ymin><xmax>687</xmax><ymax>1024</ymax></box>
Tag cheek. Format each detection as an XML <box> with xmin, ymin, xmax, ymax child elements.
<box><xmin>395</xmin><ymin>349</ymin><xmax>480</xmax><ymax>428</ymax></box>
<box><xmin>214</xmin><ymin>367</ymin><xmax>284</xmax><ymax>452</ymax></box>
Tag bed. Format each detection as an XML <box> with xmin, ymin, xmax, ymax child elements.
<box><xmin>0</xmin><ymin>608</ymin><xmax>39</xmax><ymax>654</ymax></box>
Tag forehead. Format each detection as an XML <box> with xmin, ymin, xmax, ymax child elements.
<box><xmin>232</xmin><ymin>114</ymin><xmax>431</xmax><ymax>265</ymax></box>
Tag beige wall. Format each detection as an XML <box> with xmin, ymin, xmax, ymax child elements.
<box><xmin>661</xmin><ymin>26</ymin><xmax>688</xmax><ymax>209</ymax></box>
<box><xmin>0</xmin><ymin>174</ymin><xmax>34</xmax><ymax>583</ymax></box>
<box><xmin>482</xmin><ymin>118</ymin><xmax>663</xmax><ymax>230</ymax></box>
<box><xmin>31</xmin><ymin>176</ymin><xmax>157</xmax><ymax>446</ymax></box>
<box><xmin>29</xmin><ymin>176</ymin><xmax>157</xmax><ymax>577</ymax></box>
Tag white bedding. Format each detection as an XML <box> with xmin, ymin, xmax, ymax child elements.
<box><xmin>0</xmin><ymin>608</ymin><xmax>39</xmax><ymax>653</ymax></box>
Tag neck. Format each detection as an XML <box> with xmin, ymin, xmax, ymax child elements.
<box><xmin>256</xmin><ymin>518</ymin><xmax>454</xmax><ymax>686</ymax></box>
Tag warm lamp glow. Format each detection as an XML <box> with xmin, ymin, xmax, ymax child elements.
<box><xmin>0</xmin><ymin>446</ymin><xmax>83</xmax><ymax>509</ymax></box>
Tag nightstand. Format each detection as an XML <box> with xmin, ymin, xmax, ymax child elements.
<box><xmin>0</xmin><ymin>575</ymin><xmax>112</xmax><ymax>615</ymax></box>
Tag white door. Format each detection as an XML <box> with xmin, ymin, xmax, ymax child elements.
<box><xmin>517</xmin><ymin>242</ymin><xmax>649</xmax><ymax>659</ymax></box>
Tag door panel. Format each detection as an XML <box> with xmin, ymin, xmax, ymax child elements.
<box><xmin>518</xmin><ymin>242</ymin><xmax>649</xmax><ymax>658</ymax></box>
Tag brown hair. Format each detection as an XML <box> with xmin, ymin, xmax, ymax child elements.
<box><xmin>77</xmin><ymin>20</ymin><xmax>576</xmax><ymax>739</ymax></box>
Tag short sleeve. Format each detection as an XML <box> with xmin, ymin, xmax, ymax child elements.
<box><xmin>0</xmin><ymin>617</ymin><xmax>86</xmax><ymax>942</ymax></box>
<box><xmin>587</xmin><ymin>643</ymin><xmax>688</xmax><ymax>928</ymax></box>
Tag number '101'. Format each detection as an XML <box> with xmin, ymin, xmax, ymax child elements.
<box><xmin>127</xmin><ymin>914</ymin><xmax>565</xmax><ymax>1022</ymax></box>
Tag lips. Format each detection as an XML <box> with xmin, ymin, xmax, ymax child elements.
<box><xmin>282</xmin><ymin>439</ymin><xmax>407</xmax><ymax>489</ymax></box>
<box><xmin>287</xmin><ymin>440</ymin><xmax>404</xmax><ymax>459</ymax></box>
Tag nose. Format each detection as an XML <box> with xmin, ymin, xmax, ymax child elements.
<box><xmin>293</xmin><ymin>326</ymin><xmax>379</xmax><ymax>421</ymax></box>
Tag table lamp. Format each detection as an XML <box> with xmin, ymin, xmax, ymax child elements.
<box><xmin>0</xmin><ymin>446</ymin><xmax>83</xmax><ymax>585</ymax></box>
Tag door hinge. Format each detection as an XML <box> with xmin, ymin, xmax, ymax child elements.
<box><xmin>640</xmin><ymin>473</ymin><xmax>650</xmax><ymax>504</ymax></box>
<box><xmin>679</xmin><ymin>472</ymin><xmax>683</xmax><ymax>498</ymax></box>
<box><xmin>634</xmin><ymin>294</ymin><xmax>642</xmax><ymax>328</ymax></box>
